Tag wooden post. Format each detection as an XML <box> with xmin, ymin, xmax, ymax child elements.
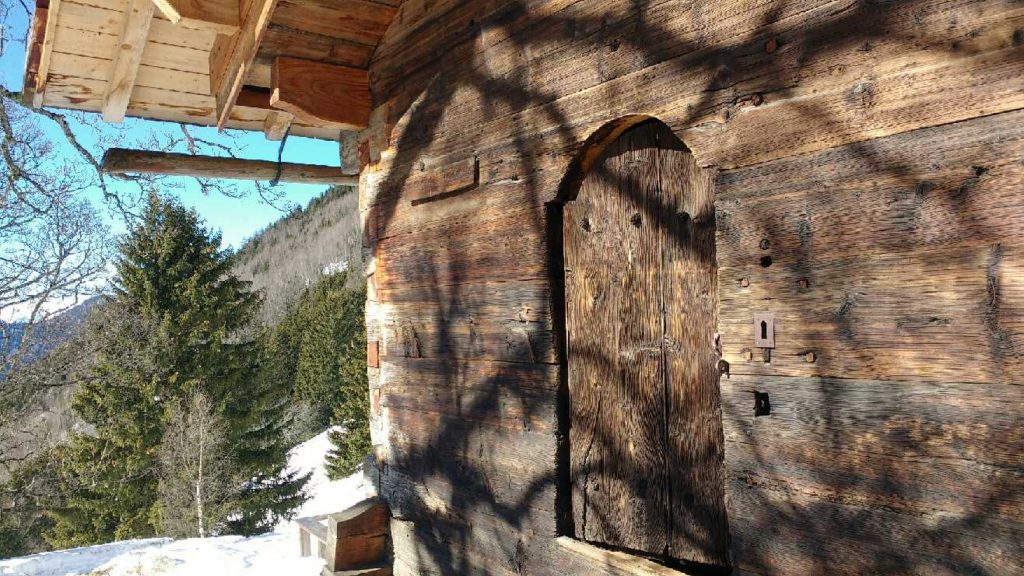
<box><xmin>101</xmin><ymin>148</ymin><xmax>357</xmax><ymax>185</ymax></box>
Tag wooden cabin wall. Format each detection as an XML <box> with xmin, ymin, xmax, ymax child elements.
<box><xmin>359</xmin><ymin>1</ymin><xmax>1024</xmax><ymax>574</ymax></box>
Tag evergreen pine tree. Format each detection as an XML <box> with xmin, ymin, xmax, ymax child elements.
<box><xmin>293</xmin><ymin>273</ymin><xmax>363</xmax><ymax>427</ymax></box>
<box><xmin>48</xmin><ymin>194</ymin><xmax>307</xmax><ymax>546</ymax></box>
<box><xmin>325</xmin><ymin>285</ymin><xmax>371</xmax><ymax>479</ymax></box>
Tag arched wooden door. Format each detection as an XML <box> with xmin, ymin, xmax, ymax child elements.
<box><xmin>564</xmin><ymin>120</ymin><xmax>729</xmax><ymax>568</ymax></box>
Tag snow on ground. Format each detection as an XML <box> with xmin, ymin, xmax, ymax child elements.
<box><xmin>0</xmin><ymin>429</ymin><xmax>376</xmax><ymax>576</ymax></box>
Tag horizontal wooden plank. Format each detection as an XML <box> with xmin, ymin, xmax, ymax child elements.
<box><xmin>723</xmin><ymin>375</ymin><xmax>1024</xmax><ymax>576</ymax></box>
<box><xmin>686</xmin><ymin>42</ymin><xmax>1024</xmax><ymax>169</ymax></box>
<box><xmin>377</xmin><ymin>0</ymin><xmax>1024</xmax><ymax>175</ymax></box>
<box><xmin>101</xmin><ymin>148</ymin><xmax>354</xmax><ymax>184</ymax></box>
<box><xmin>271</xmin><ymin>0</ymin><xmax>397</xmax><ymax>46</ymax></box>
<box><xmin>376</xmin><ymin>280</ymin><xmax>557</xmax><ymax>364</ymax></box>
<box><xmin>150</xmin><ymin>0</ymin><xmax>239</xmax><ymax>35</ymax></box>
<box><xmin>57</xmin><ymin>0</ymin><xmax>217</xmax><ymax>52</ymax></box>
<box><xmin>721</xmin><ymin>375</ymin><xmax>1023</xmax><ymax>505</ymax></box>
<box><xmin>42</xmin><ymin>76</ymin><xmax>340</xmax><ymax>139</ymax></box>
<box><xmin>381</xmin><ymin>363</ymin><xmax>556</xmax><ymax>433</ymax></box>
<box><xmin>379</xmin><ymin>356</ymin><xmax>559</xmax><ymax>392</ymax></box>
<box><xmin>51</xmin><ymin>22</ymin><xmax>211</xmax><ymax>73</ymax></box>
<box><xmin>715</xmin><ymin>109</ymin><xmax>1024</xmax><ymax>259</ymax></box>
<box><xmin>388</xmin><ymin>514</ymin><xmax>526</xmax><ymax>576</ymax></box>
<box><xmin>258</xmin><ymin>24</ymin><xmax>377</xmax><ymax>69</ymax></box>
<box><xmin>727</xmin><ymin>475</ymin><xmax>1023</xmax><ymax>576</ymax></box>
<box><xmin>718</xmin><ymin>241</ymin><xmax>1024</xmax><ymax>384</ymax></box>
<box><xmin>50</xmin><ymin>52</ymin><xmax>209</xmax><ymax>94</ymax></box>
<box><xmin>382</xmin><ymin>409</ymin><xmax>558</xmax><ymax>517</ymax></box>
<box><xmin>375</xmin><ymin>205</ymin><xmax>550</xmax><ymax>290</ymax></box>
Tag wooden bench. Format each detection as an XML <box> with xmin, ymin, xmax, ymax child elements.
<box><xmin>297</xmin><ymin>497</ymin><xmax>392</xmax><ymax>576</ymax></box>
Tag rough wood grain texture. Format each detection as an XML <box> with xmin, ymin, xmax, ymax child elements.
<box><xmin>360</xmin><ymin>1</ymin><xmax>1024</xmax><ymax>575</ymax></box>
<box><xmin>101</xmin><ymin>0</ymin><xmax>154</xmax><ymax>122</ymax></box>
<box><xmin>721</xmin><ymin>377</ymin><xmax>1024</xmax><ymax>575</ymax></box>
<box><xmin>556</xmin><ymin>537</ymin><xmax>700</xmax><ymax>576</ymax></box>
<box><xmin>565</xmin><ymin>123</ymin><xmax>670</xmax><ymax>557</ymax></box>
<box><xmin>258</xmin><ymin>24</ymin><xmax>377</xmax><ymax>69</ymax></box>
<box><xmin>718</xmin><ymin>240</ymin><xmax>1024</xmax><ymax>385</ymax></box>
<box><xmin>657</xmin><ymin>124</ymin><xmax>729</xmax><ymax>567</ymax></box>
<box><xmin>327</xmin><ymin>498</ymin><xmax>390</xmax><ymax>571</ymax></box>
<box><xmin>380</xmin><ymin>357</ymin><xmax>556</xmax><ymax>433</ymax></box>
<box><xmin>101</xmin><ymin>148</ymin><xmax>355</xmax><ymax>184</ymax></box>
<box><xmin>374</xmin><ymin>206</ymin><xmax>548</xmax><ymax>291</ymax></box>
<box><xmin>54</xmin><ymin>0</ymin><xmax>218</xmax><ymax>51</ymax></box>
<box><xmin>407</xmin><ymin>157</ymin><xmax>479</xmax><ymax>204</ymax></box>
<box><xmin>150</xmin><ymin>0</ymin><xmax>239</xmax><ymax>34</ymax></box>
<box><xmin>376</xmin><ymin>280</ymin><xmax>556</xmax><ymax>364</ymax></box>
<box><xmin>270</xmin><ymin>57</ymin><xmax>371</xmax><ymax>130</ymax></box>
<box><xmin>271</xmin><ymin>0</ymin><xmax>397</xmax><ymax>46</ymax></box>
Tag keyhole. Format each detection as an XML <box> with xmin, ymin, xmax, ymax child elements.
<box><xmin>760</xmin><ymin>320</ymin><xmax>768</xmax><ymax>340</ymax></box>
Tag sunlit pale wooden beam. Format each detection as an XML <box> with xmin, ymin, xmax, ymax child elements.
<box><xmin>263</xmin><ymin>111</ymin><xmax>293</xmax><ymax>141</ymax></box>
<box><xmin>102</xmin><ymin>0</ymin><xmax>155</xmax><ymax>123</ymax></box>
<box><xmin>150</xmin><ymin>0</ymin><xmax>239</xmax><ymax>34</ymax></box>
<box><xmin>209</xmin><ymin>0</ymin><xmax>279</xmax><ymax>130</ymax></box>
<box><xmin>102</xmin><ymin>148</ymin><xmax>356</xmax><ymax>185</ymax></box>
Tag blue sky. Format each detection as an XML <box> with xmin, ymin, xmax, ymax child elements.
<box><xmin>1</xmin><ymin>6</ymin><xmax>341</xmax><ymax>249</ymax></box>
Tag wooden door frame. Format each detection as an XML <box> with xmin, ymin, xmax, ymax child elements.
<box><xmin>547</xmin><ymin>115</ymin><xmax>730</xmax><ymax>571</ymax></box>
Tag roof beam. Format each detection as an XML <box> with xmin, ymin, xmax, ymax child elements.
<box><xmin>102</xmin><ymin>0</ymin><xmax>155</xmax><ymax>123</ymax></box>
<box><xmin>150</xmin><ymin>0</ymin><xmax>239</xmax><ymax>35</ymax></box>
<box><xmin>209</xmin><ymin>0</ymin><xmax>279</xmax><ymax>130</ymax></box>
<box><xmin>270</xmin><ymin>57</ymin><xmax>370</xmax><ymax>131</ymax></box>
<box><xmin>263</xmin><ymin>111</ymin><xmax>293</xmax><ymax>141</ymax></box>
<box><xmin>102</xmin><ymin>148</ymin><xmax>355</xmax><ymax>185</ymax></box>
<box><xmin>22</xmin><ymin>0</ymin><xmax>63</xmax><ymax>108</ymax></box>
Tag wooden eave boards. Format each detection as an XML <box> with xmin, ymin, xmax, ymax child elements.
<box><xmin>20</xmin><ymin>0</ymin><xmax>402</xmax><ymax>141</ymax></box>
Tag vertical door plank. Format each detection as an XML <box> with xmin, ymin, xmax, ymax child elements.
<box><xmin>658</xmin><ymin>124</ymin><xmax>731</xmax><ymax>568</ymax></box>
<box><xmin>566</xmin><ymin>123</ymin><xmax>670</xmax><ymax>556</ymax></box>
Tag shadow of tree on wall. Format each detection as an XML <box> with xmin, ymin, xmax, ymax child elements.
<box><xmin>364</xmin><ymin>0</ymin><xmax>1024</xmax><ymax>574</ymax></box>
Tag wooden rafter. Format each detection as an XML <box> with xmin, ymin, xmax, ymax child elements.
<box><xmin>102</xmin><ymin>0</ymin><xmax>155</xmax><ymax>123</ymax></box>
<box><xmin>209</xmin><ymin>0</ymin><xmax>279</xmax><ymax>130</ymax></box>
<box><xmin>102</xmin><ymin>148</ymin><xmax>356</xmax><ymax>185</ymax></box>
<box><xmin>150</xmin><ymin>0</ymin><xmax>239</xmax><ymax>34</ymax></box>
<box><xmin>270</xmin><ymin>56</ymin><xmax>371</xmax><ymax>131</ymax></box>
<box><xmin>22</xmin><ymin>0</ymin><xmax>63</xmax><ymax>108</ymax></box>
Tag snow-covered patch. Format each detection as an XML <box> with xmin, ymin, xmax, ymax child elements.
<box><xmin>0</xmin><ymin>539</ymin><xmax>170</xmax><ymax>576</ymax></box>
<box><xmin>321</xmin><ymin>261</ymin><xmax>349</xmax><ymax>276</ymax></box>
<box><xmin>0</xmin><ymin>535</ymin><xmax>321</xmax><ymax>576</ymax></box>
<box><xmin>281</xmin><ymin>427</ymin><xmax>376</xmax><ymax>526</ymax></box>
<box><xmin>0</xmin><ymin>429</ymin><xmax>376</xmax><ymax>576</ymax></box>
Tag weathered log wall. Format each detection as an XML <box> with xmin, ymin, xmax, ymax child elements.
<box><xmin>358</xmin><ymin>1</ymin><xmax>1024</xmax><ymax>574</ymax></box>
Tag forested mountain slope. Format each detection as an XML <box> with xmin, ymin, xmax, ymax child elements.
<box><xmin>234</xmin><ymin>186</ymin><xmax>361</xmax><ymax>327</ymax></box>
